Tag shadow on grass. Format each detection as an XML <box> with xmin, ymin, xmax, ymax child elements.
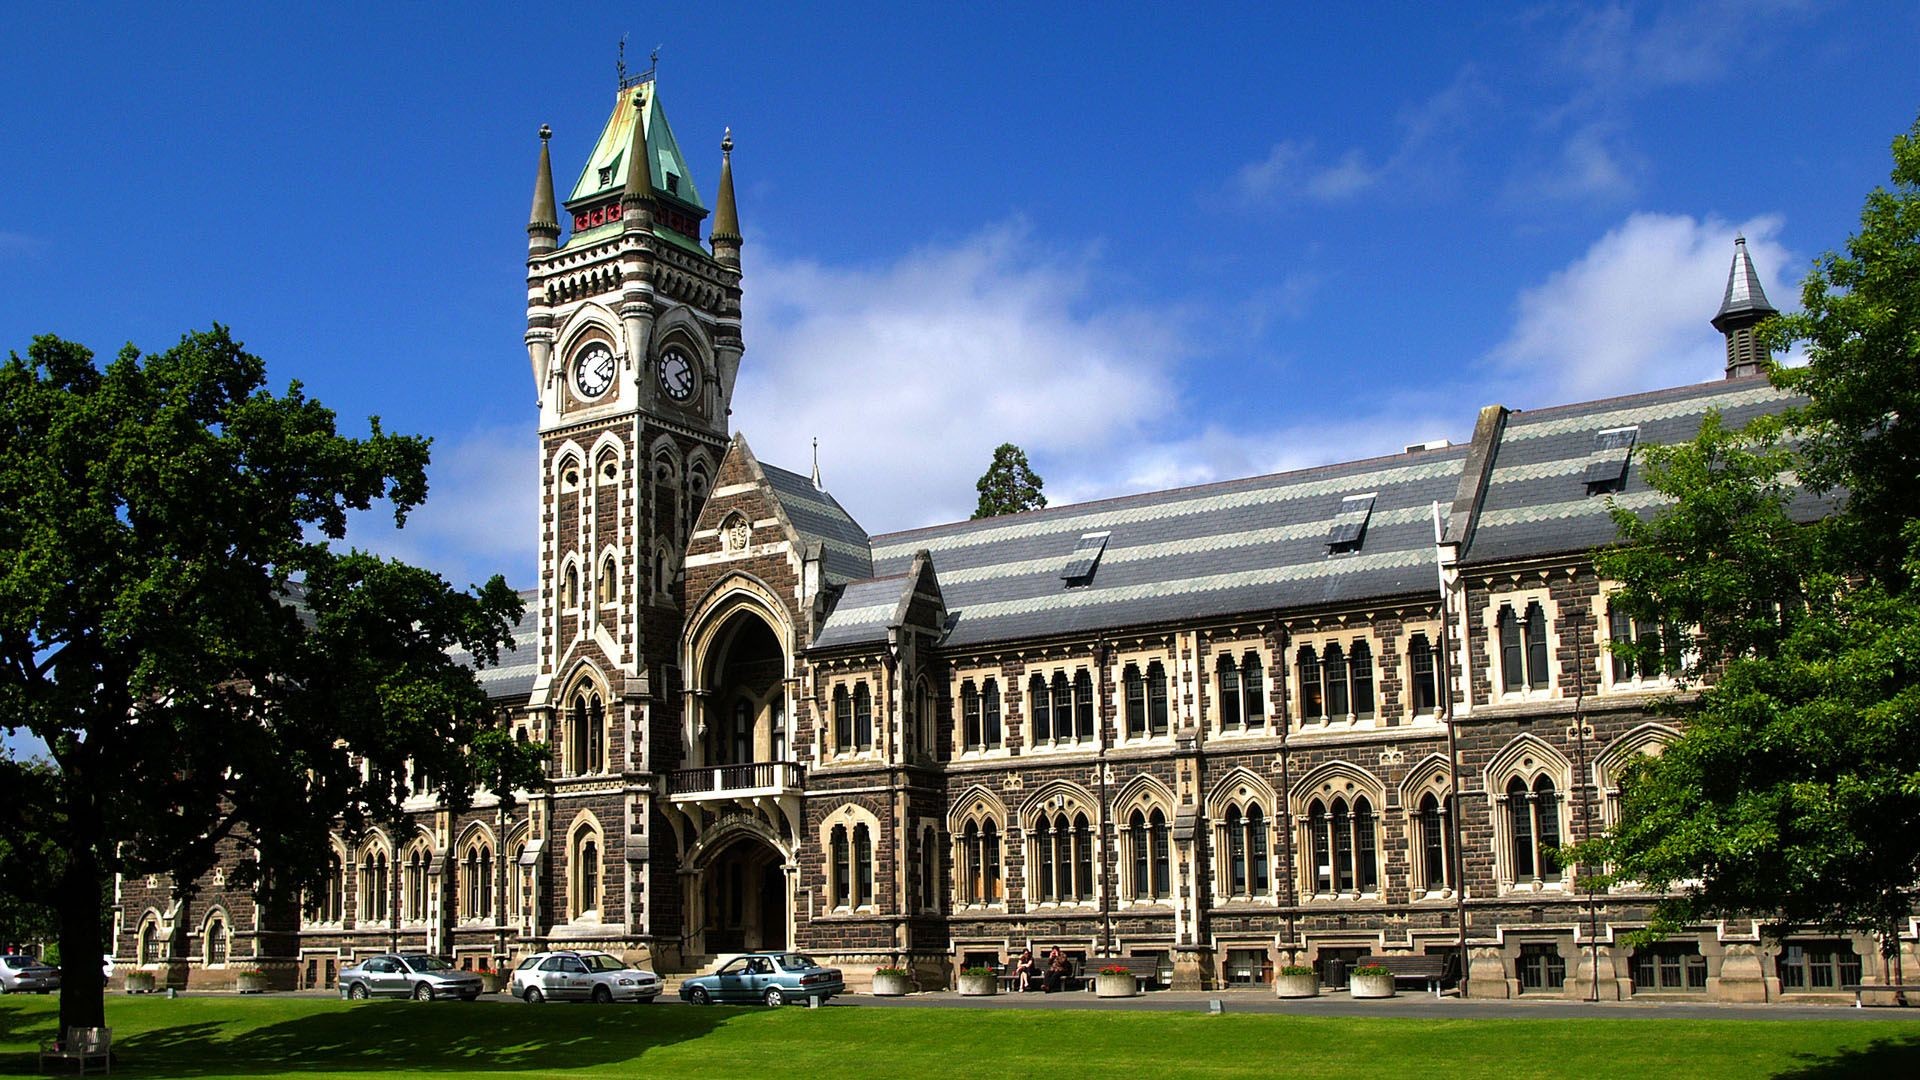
<box><xmin>5</xmin><ymin>998</ymin><xmax>740</xmax><ymax>1076</ymax></box>
<box><xmin>1771</xmin><ymin>1032</ymin><xmax>1920</xmax><ymax>1078</ymax></box>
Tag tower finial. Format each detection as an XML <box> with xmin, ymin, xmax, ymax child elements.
<box><xmin>711</xmin><ymin>126</ymin><xmax>742</xmax><ymax>266</ymax></box>
<box><xmin>527</xmin><ymin>123</ymin><xmax>560</xmax><ymax>252</ymax></box>
<box><xmin>811</xmin><ymin>437</ymin><xmax>822</xmax><ymax>490</ymax></box>
<box><xmin>621</xmin><ymin>88</ymin><xmax>653</xmax><ymax>223</ymax></box>
<box><xmin>1712</xmin><ymin>233</ymin><xmax>1778</xmax><ymax>380</ymax></box>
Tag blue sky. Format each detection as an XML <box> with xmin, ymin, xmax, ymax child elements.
<box><xmin>2</xmin><ymin>0</ymin><xmax>1916</xmax><ymax>610</ymax></box>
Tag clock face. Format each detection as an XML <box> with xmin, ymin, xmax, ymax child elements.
<box><xmin>573</xmin><ymin>344</ymin><xmax>615</xmax><ymax>400</ymax></box>
<box><xmin>657</xmin><ymin>348</ymin><xmax>696</xmax><ymax>402</ymax></box>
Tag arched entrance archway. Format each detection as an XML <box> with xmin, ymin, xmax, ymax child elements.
<box><xmin>701</xmin><ymin>613</ymin><xmax>787</xmax><ymax>767</ymax></box>
<box><xmin>699</xmin><ymin>835</ymin><xmax>789</xmax><ymax>953</ymax></box>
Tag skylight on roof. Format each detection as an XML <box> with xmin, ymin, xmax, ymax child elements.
<box><xmin>1061</xmin><ymin>531</ymin><xmax>1111</xmax><ymax>583</ymax></box>
<box><xmin>1584</xmin><ymin>426</ymin><xmax>1639</xmax><ymax>491</ymax></box>
<box><xmin>1327</xmin><ymin>494</ymin><xmax>1376</xmax><ymax>553</ymax></box>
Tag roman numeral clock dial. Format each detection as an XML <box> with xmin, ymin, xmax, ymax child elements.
<box><xmin>573</xmin><ymin>344</ymin><xmax>615</xmax><ymax>400</ymax></box>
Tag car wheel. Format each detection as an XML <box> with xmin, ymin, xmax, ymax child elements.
<box><xmin>524</xmin><ymin>986</ymin><xmax>545</xmax><ymax>1004</ymax></box>
<box><xmin>592</xmin><ymin>985</ymin><xmax>613</xmax><ymax>1005</ymax></box>
<box><xmin>413</xmin><ymin>982</ymin><xmax>434</xmax><ymax>1001</ymax></box>
<box><xmin>348</xmin><ymin>983</ymin><xmax>370</xmax><ymax>1001</ymax></box>
<box><xmin>763</xmin><ymin>987</ymin><xmax>785</xmax><ymax>1008</ymax></box>
<box><xmin>688</xmin><ymin>985</ymin><xmax>711</xmax><ymax>1006</ymax></box>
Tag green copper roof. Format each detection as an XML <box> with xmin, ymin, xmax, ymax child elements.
<box><xmin>566</xmin><ymin>81</ymin><xmax>706</xmax><ymax>214</ymax></box>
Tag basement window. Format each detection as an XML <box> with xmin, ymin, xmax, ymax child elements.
<box><xmin>1327</xmin><ymin>494</ymin><xmax>1376</xmax><ymax>554</ymax></box>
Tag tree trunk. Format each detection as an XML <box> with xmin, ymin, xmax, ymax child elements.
<box><xmin>1882</xmin><ymin>912</ymin><xmax>1908</xmax><ymax>1008</ymax></box>
<box><xmin>57</xmin><ymin>843</ymin><xmax>107</xmax><ymax>1033</ymax></box>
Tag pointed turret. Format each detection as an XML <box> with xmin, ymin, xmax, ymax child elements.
<box><xmin>528</xmin><ymin>124</ymin><xmax>560</xmax><ymax>255</ymax></box>
<box><xmin>1711</xmin><ymin>235</ymin><xmax>1779</xmax><ymax>379</ymax></box>
<box><xmin>711</xmin><ymin>128</ymin><xmax>742</xmax><ymax>268</ymax></box>
<box><xmin>621</xmin><ymin>88</ymin><xmax>653</xmax><ymax>229</ymax></box>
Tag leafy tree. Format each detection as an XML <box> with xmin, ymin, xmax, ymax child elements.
<box><xmin>1579</xmin><ymin>115</ymin><xmax>1920</xmax><ymax>988</ymax></box>
<box><xmin>972</xmin><ymin>443</ymin><xmax>1047</xmax><ymax>519</ymax></box>
<box><xmin>0</xmin><ymin>328</ymin><xmax>549</xmax><ymax>1034</ymax></box>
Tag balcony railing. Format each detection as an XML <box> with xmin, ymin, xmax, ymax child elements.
<box><xmin>667</xmin><ymin>760</ymin><xmax>806</xmax><ymax>797</ymax></box>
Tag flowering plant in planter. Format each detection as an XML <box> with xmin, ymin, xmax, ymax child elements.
<box><xmin>874</xmin><ymin>966</ymin><xmax>909</xmax><ymax>977</ymax></box>
<box><xmin>1278</xmin><ymin>965</ymin><xmax>1315</xmax><ymax>977</ymax></box>
<box><xmin>1352</xmin><ymin>964</ymin><xmax>1392</xmax><ymax>978</ymax></box>
<box><xmin>960</xmin><ymin>966</ymin><xmax>998</xmax><ymax>977</ymax></box>
<box><xmin>1099</xmin><ymin>965</ymin><xmax>1133</xmax><ymax>977</ymax></box>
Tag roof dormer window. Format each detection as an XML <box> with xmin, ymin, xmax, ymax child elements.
<box><xmin>1584</xmin><ymin>427</ymin><xmax>1639</xmax><ymax>493</ymax></box>
<box><xmin>1061</xmin><ymin>531</ymin><xmax>1110</xmax><ymax>585</ymax></box>
<box><xmin>1327</xmin><ymin>494</ymin><xmax>1376</xmax><ymax>554</ymax></box>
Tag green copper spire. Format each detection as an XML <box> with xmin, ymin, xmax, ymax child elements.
<box><xmin>528</xmin><ymin>124</ymin><xmax>559</xmax><ymax>249</ymax></box>
<box><xmin>621</xmin><ymin>88</ymin><xmax>652</xmax><ymax>210</ymax></box>
<box><xmin>711</xmin><ymin>127</ymin><xmax>741</xmax><ymax>266</ymax></box>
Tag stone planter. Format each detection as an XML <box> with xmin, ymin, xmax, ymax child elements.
<box><xmin>124</xmin><ymin>971</ymin><xmax>156</xmax><ymax>994</ymax></box>
<box><xmin>1274</xmin><ymin>971</ymin><xmax>1321</xmax><ymax>999</ymax></box>
<box><xmin>1349</xmin><ymin>971</ymin><xmax>1396</xmax><ymax>999</ymax></box>
<box><xmin>870</xmin><ymin>971</ymin><xmax>913</xmax><ymax>996</ymax></box>
<box><xmin>1095</xmin><ymin>971</ymin><xmax>1139</xmax><ymax>998</ymax></box>
<box><xmin>957</xmin><ymin>972</ymin><xmax>998</xmax><ymax>996</ymax></box>
<box><xmin>477</xmin><ymin>972</ymin><xmax>503</xmax><ymax>994</ymax></box>
<box><xmin>234</xmin><ymin>972</ymin><xmax>269</xmax><ymax>994</ymax></box>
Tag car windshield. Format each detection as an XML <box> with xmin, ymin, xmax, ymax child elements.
<box><xmin>779</xmin><ymin>954</ymin><xmax>817</xmax><ymax>970</ymax></box>
<box><xmin>402</xmin><ymin>955</ymin><xmax>454</xmax><ymax>972</ymax></box>
<box><xmin>583</xmin><ymin>954</ymin><xmax>628</xmax><ymax>973</ymax></box>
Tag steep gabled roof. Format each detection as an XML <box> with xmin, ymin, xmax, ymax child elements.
<box><xmin>760</xmin><ymin>460</ymin><xmax>873</xmax><ymax>585</ymax></box>
<box><xmin>839</xmin><ymin>445</ymin><xmax>1469</xmax><ymax>649</ymax></box>
<box><xmin>1462</xmin><ymin>376</ymin><xmax>1819</xmax><ymax>565</ymax></box>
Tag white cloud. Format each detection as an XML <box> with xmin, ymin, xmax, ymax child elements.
<box><xmin>1509</xmin><ymin>122</ymin><xmax>1645</xmax><ymax>203</ymax></box>
<box><xmin>734</xmin><ymin>223</ymin><xmax>1185</xmax><ymax>533</ymax></box>
<box><xmin>344</xmin><ymin>423</ymin><xmax>538</xmax><ymax>589</ymax></box>
<box><xmin>1486</xmin><ymin>212</ymin><xmax>1794</xmax><ymax>402</ymax></box>
<box><xmin>1230</xmin><ymin>140</ymin><xmax>1381</xmax><ymax>206</ymax></box>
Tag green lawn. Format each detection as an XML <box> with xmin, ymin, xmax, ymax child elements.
<box><xmin>4</xmin><ymin>995</ymin><xmax>1918</xmax><ymax>1079</ymax></box>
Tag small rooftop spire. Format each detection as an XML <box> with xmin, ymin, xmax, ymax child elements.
<box><xmin>711</xmin><ymin>127</ymin><xmax>742</xmax><ymax>266</ymax></box>
<box><xmin>811</xmin><ymin>436</ymin><xmax>822</xmax><ymax>490</ymax></box>
<box><xmin>528</xmin><ymin>124</ymin><xmax>559</xmax><ymax>249</ymax></box>
<box><xmin>621</xmin><ymin>89</ymin><xmax>653</xmax><ymax>213</ymax></box>
<box><xmin>1712</xmin><ymin>235</ymin><xmax>1779</xmax><ymax>379</ymax></box>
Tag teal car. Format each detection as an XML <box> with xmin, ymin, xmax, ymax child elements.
<box><xmin>678</xmin><ymin>952</ymin><xmax>844</xmax><ymax>1007</ymax></box>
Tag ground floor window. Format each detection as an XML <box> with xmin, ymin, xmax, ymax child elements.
<box><xmin>1632</xmin><ymin>944</ymin><xmax>1707</xmax><ymax>991</ymax></box>
<box><xmin>1777</xmin><ymin>941</ymin><xmax>1861</xmax><ymax>991</ymax></box>
<box><xmin>1223</xmin><ymin>948</ymin><xmax>1269</xmax><ymax>986</ymax></box>
<box><xmin>1314</xmin><ymin>947</ymin><xmax>1368</xmax><ymax>990</ymax></box>
<box><xmin>1516</xmin><ymin>943</ymin><xmax>1566</xmax><ymax>992</ymax></box>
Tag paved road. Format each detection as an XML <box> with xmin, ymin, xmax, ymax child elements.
<box><xmin>279</xmin><ymin>986</ymin><xmax>1920</xmax><ymax>1021</ymax></box>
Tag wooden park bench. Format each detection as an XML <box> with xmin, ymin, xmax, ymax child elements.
<box><xmin>1842</xmin><ymin>983</ymin><xmax>1915</xmax><ymax>1008</ymax></box>
<box><xmin>1361</xmin><ymin>954</ymin><xmax>1451</xmax><ymax>999</ymax></box>
<box><xmin>38</xmin><ymin>1026</ymin><xmax>112</xmax><ymax>1075</ymax></box>
<box><xmin>998</xmin><ymin>956</ymin><xmax>1085</xmax><ymax>992</ymax></box>
<box><xmin>1083</xmin><ymin>955</ymin><xmax>1163</xmax><ymax>992</ymax></box>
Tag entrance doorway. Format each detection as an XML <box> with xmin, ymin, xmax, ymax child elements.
<box><xmin>701</xmin><ymin>837</ymin><xmax>788</xmax><ymax>953</ymax></box>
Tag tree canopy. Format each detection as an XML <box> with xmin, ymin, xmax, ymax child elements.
<box><xmin>972</xmin><ymin>443</ymin><xmax>1047</xmax><ymax>519</ymax></box>
<box><xmin>0</xmin><ymin>328</ymin><xmax>548</xmax><ymax>1031</ymax></box>
<box><xmin>1580</xmin><ymin>115</ymin><xmax>1920</xmax><ymax>981</ymax></box>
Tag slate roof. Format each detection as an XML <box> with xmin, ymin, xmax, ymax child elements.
<box><xmin>761</xmin><ymin>461</ymin><xmax>874</xmax><ymax>585</ymax></box>
<box><xmin>810</xmin><ymin>574</ymin><xmax>915</xmax><ymax>650</ymax></box>
<box><xmin>454</xmin><ymin>589</ymin><xmax>540</xmax><ymax>701</ymax></box>
<box><xmin>1464</xmin><ymin>376</ymin><xmax>1808</xmax><ymax>565</ymax></box>
<box><xmin>835</xmin><ymin>445</ymin><xmax>1471</xmax><ymax>650</ymax></box>
<box><xmin>809</xmin><ymin>374</ymin><xmax>1819</xmax><ymax>653</ymax></box>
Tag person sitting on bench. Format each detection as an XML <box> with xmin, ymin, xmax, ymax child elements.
<box><xmin>1044</xmin><ymin>947</ymin><xmax>1070</xmax><ymax>993</ymax></box>
<box><xmin>1013</xmin><ymin>948</ymin><xmax>1038</xmax><ymax>991</ymax></box>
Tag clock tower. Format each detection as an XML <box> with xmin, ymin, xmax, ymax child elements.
<box><xmin>520</xmin><ymin>69</ymin><xmax>744</xmax><ymax>951</ymax></box>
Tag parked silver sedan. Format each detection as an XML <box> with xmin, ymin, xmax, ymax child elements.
<box><xmin>0</xmin><ymin>955</ymin><xmax>60</xmax><ymax>994</ymax></box>
<box><xmin>338</xmin><ymin>954</ymin><xmax>483</xmax><ymax>1001</ymax></box>
<box><xmin>511</xmin><ymin>950</ymin><xmax>661</xmax><ymax>1004</ymax></box>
